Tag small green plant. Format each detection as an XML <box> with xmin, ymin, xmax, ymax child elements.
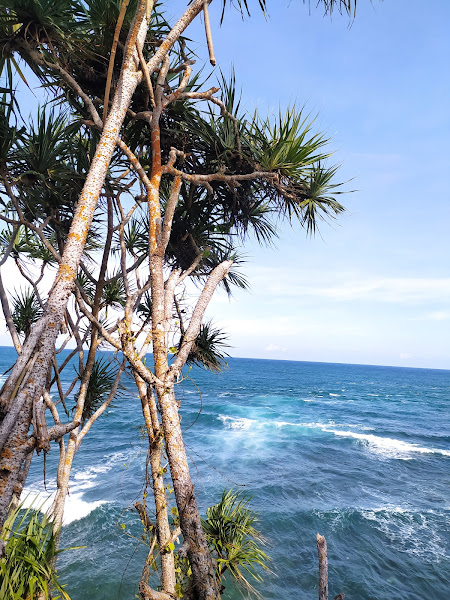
<box><xmin>0</xmin><ymin>503</ymin><xmax>70</xmax><ymax>600</ymax></box>
<box><xmin>202</xmin><ymin>490</ymin><xmax>271</xmax><ymax>596</ymax></box>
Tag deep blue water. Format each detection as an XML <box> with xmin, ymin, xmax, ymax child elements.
<box><xmin>3</xmin><ymin>347</ymin><xmax>449</xmax><ymax>600</ymax></box>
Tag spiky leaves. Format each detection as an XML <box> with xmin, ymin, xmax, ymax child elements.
<box><xmin>0</xmin><ymin>503</ymin><xmax>70</xmax><ymax>600</ymax></box>
<box><xmin>185</xmin><ymin>321</ymin><xmax>230</xmax><ymax>371</ymax></box>
<box><xmin>202</xmin><ymin>490</ymin><xmax>270</xmax><ymax>594</ymax></box>
<box><xmin>11</xmin><ymin>288</ymin><xmax>43</xmax><ymax>339</ymax></box>
<box><xmin>75</xmin><ymin>357</ymin><xmax>125</xmax><ymax>425</ymax></box>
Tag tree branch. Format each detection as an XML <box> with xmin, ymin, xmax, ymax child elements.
<box><xmin>170</xmin><ymin>260</ymin><xmax>232</xmax><ymax>378</ymax></box>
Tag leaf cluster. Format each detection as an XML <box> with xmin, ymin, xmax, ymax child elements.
<box><xmin>202</xmin><ymin>489</ymin><xmax>270</xmax><ymax>595</ymax></box>
<box><xmin>185</xmin><ymin>321</ymin><xmax>230</xmax><ymax>372</ymax></box>
<box><xmin>74</xmin><ymin>356</ymin><xmax>125</xmax><ymax>425</ymax></box>
<box><xmin>0</xmin><ymin>504</ymin><xmax>70</xmax><ymax>600</ymax></box>
<box><xmin>11</xmin><ymin>287</ymin><xmax>43</xmax><ymax>339</ymax></box>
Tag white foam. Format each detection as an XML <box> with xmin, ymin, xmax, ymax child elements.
<box><xmin>19</xmin><ymin>452</ymin><xmax>129</xmax><ymax>526</ymax></box>
<box><xmin>20</xmin><ymin>488</ymin><xmax>107</xmax><ymax>525</ymax></box>
<box><xmin>216</xmin><ymin>417</ymin><xmax>449</xmax><ymax>459</ymax></box>
<box><xmin>218</xmin><ymin>415</ymin><xmax>255</xmax><ymax>430</ymax></box>
<box><xmin>323</xmin><ymin>421</ymin><xmax>374</xmax><ymax>431</ymax></box>
<box><xmin>359</xmin><ymin>506</ymin><xmax>448</xmax><ymax>562</ymax></box>
<box><xmin>62</xmin><ymin>494</ymin><xmax>107</xmax><ymax>524</ymax></box>
<box><xmin>322</xmin><ymin>428</ymin><xmax>450</xmax><ymax>459</ymax></box>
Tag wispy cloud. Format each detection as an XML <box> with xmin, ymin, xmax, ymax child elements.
<box><xmin>264</xmin><ymin>344</ymin><xmax>287</xmax><ymax>353</ymax></box>
<box><xmin>249</xmin><ymin>266</ymin><xmax>450</xmax><ymax>304</ymax></box>
<box><xmin>425</xmin><ymin>311</ymin><xmax>450</xmax><ymax>321</ymax></box>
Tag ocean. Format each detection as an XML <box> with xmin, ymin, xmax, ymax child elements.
<box><xmin>3</xmin><ymin>347</ymin><xmax>448</xmax><ymax>599</ymax></box>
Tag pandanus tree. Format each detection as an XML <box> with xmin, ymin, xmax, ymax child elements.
<box><xmin>0</xmin><ymin>0</ymin><xmax>356</xmax><ymax>598</ymax></box>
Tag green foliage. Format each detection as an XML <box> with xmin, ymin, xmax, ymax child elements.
<box><xmin>251</xmin><ymin>108</ymin><xmax>330</xmax><ymax>178</ymax></box>
<box><xmin>101</xmin><ymin>275</ymin><xmax>126</xmax><ymax>311</ymax></box>
<box><xmin>185</xmin><ymin>321</ymin><xmax>230</xmax><ymax>372</ymax></box>
<box><xmin>202</xmin><ymin>490</ymin><xmax>270</xmax><ymax>595</ymax></box>
<box><xmin>11</xmin><ymin>288</ymin><xmax>43</xmax><ymax>338</ymax></box>
<box><xmin>0</xmin><ymin>94</ymin><xmax>25</xmax><ymax>166</ymax></box>
<box><xmin>75</xmin><ymin>357</ymin><xmax>125</xmax><ymax>425</ymax></box>
<box><xmin>117</xmin><ymin>216</ymin><xmax>149</xmax><ymax>259</ymax></box>
<box><xmin>0</xmin><ymin>504</ymin><xmax>70</xmax><ymax>600</ymax></box>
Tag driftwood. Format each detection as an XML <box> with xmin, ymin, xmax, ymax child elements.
<box><xmin>316</xmin><ymin>533</ymin><xmax>345</xmax><ymax>600</ymax></box>
<box><xmin>317</xmin><ymin>533</ymin><xmax>328</xmax><ymax>600</ymax></box>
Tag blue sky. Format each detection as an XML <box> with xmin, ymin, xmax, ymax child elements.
<box><xmin>2</xmin><ymin>1</ymin><xmax>449</xmax><ymax>369</ymax></box>
<box><xmin>177</xmin><ymin>0</ymin><xmax>450</xmax><ymax>369</ymax></box>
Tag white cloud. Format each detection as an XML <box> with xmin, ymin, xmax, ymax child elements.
<box><xmin>264</xmin><ymin>344</ymin><xmax>287</xmax><ymax>352</ymax></box>
<box><xmin>426</xmin><ymin>311</ymin><xmax>450</xmax><ymax>321</ymax></box>
<box><xmin>248</xmin><ymin>266</ymin><xmax>450</xmax><ymax>305</ymax></box>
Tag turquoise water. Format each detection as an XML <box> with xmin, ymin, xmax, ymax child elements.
<box><xmin>3</xmin><ymin>347</ymin><xmax>448</xmax><ymax>599</ymax></box>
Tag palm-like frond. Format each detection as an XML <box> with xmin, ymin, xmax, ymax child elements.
<box><xmin>218</xmin><ymin>0</ymin><xmax>357</xmax><ymax>20</ymax></box>
<box><xmin>0</xmin><ymin>0</ymin><xmax>84</xmax><ymax>62</ymax></box>
<box><xmin>101</xmin><ymin>275</ymin><xmax>126</xmax><ymax>310</ymax></box>
<box><xmin>75</xmin><ymin>356</ymin><xmax>125</xmax><ymax>425</ymax></box>
<box><xmin>76</xmin><ymin>270</ymin><xmax>96</xmax><ymax>302</ymax></box>
<box><xmin>0</xmin><ymin>92</ymin><xmax>25</xmax><ymax>165</ymax></box>
<box><xmin>11</xmin><ymin>288</ymin><xmax>43</xmax><ymax>338</ymax></box>
<box><xmin>293</xmin><ymin>163</ymin><xmax>346</xmax><ymax>234</ymax></box>
<box><xmin>250</xmin><ymin>108</ymin><xmax>330</xmax><ymax>178</ymax></box>
<box><xmin>218</xmin><ymin>0</ymin><xmax>267</xmax><ymax>23</ymax></box>
<box><xmin>185</xmin><ymin>321</ymin><xmax>230</xmax><ymax>372</ymax></box>
<box><xmin>11</xmin><ymin>108</ymin><xmax>72</xmax><ymax>185</ymax></box>
<box><xmin>202</xmin><ymin>489</ymin><xmax>270</xmax><ymax>594</ymax></box>
<box><xmin>0</xmin><ymin>503</ymin><xmax>71</xmax><ymax>600</ymax></box>
<box><xmin>315</xmin><ymin>0</ymin><xmax>358</xmax><ymax>17</ymax></box>
<box><xmin>113</xmin><ymin>216</ymin><xmax>149</xmax><ymax>258</ymax></box>
<box><xmin>136</xmin><ymin>291</ymin><xmax>152</xmax><ymax>322</ymax></box>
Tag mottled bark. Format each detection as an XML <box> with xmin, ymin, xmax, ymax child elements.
<box><xmin>135</xmin><ymin>375</ymin><xmax>176</xmax><ymax>595</ymax></box>
<box><xmin>146</xmin><ymin>82</ymin><xmax>222</xmax><ymax>595</ymax></box>
<box><xmin>158</xmin><ymin>386</ymin><xmax>220</xmax><ymax>600</ymax></box>
<box><xmin>317</xmin><ymin>533</ymin><xmax>328</xmax><ymax>600</ymax></box>
<box><xmin>0</xmin><ymin>1</ymin><xmax>213</xmax><ymax>528</ymax></box>
<box><xmin>0</xmin><ymin>393</ymin><xmax>34</xmax><ymax>534</ymax></box>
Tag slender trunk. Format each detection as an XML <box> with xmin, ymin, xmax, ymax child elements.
<box><xmin>0</xmin><ymin>0</ymin><xmax>212</xmax><ymax>530</ymax></box>
<box><xmin>157</xmin><ymin>386</ymin><xmax>219</xmax><ymax>600</ymax></box>
<box><xmin>317</xmin><ymin>533</ymin><xmax>328</xmax><ymax>600</ymax></box>
<box><xmin>0</xmin><ymin>394</ymin><xmax>34</xmax><ymax>534</ymax></box>
<box><xmin>135</xmin><ymin>375</ymin><xmax>176</xmax><ymax>594</ymax></box>
<box><xmin>149</xmin><ymin>239</ymin><xmax>219</xmax><ymax>600</ymax></box>
<box><xmin>51</xmin><ymin>335</ymin><xmax>98</xmax><ymax>537</ymax></box>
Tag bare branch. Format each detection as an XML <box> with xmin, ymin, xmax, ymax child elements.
<box><xmin>136</xmin><ymin>41</ymin><xmax>156</xmax><ymax>108</ymax></box>
<box><xmin>170</xmin><ymin>260</ymin><xmax>232</xmax><ymax>378</ymax></box>
<box><xmin>104</xmin><ymin>0</ymin><xmax>132</xmax><ymax>123</ymax></box>
<box><xmin>203</xmin><ymin>0</ymin><xmax>216</xmax><ymax>66</ymax></box>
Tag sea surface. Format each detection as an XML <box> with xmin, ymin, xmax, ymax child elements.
<box><xmin>2</xmin><ymin>346</ymin><xmax>449</xmax><ymax>599</ymax></box>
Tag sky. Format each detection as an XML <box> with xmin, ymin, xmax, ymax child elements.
<box><xmin>1</xmin><ymin>0</ymin><xmax>450</xmax><ymax>369</ymax></box>
<box><xmin>176</xmin><ymin>0</ymin><xmax>450</xmax><ymax>369</ymax></box>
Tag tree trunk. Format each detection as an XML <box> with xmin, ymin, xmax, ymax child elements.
<box><xmin>0</xmin><ymin>397</ymin><xmax>33</xmax><ymax>537</ymax></box>
<box><xmin>317</xmin><ymin>533</ymin><xmax>328</xmax><ymax>600</ymax></box>
<box><xmin>158</xmin><ymin>387</ymin><xmax>220</xmax><ymax>600</ymax></box>
<box><xmin>135</xmin><ymin>375</ymin><xmax>177</xmax><ymax>595</ymax></box>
